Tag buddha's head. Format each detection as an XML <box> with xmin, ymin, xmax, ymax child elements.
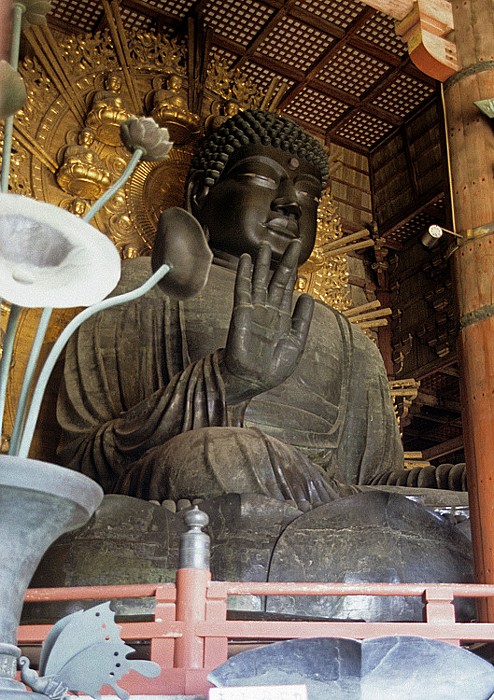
<box><xmin>105</xmin><ymin>72</ymin><xmax>122</xmax><ymax>92</ymax></box>
<box><xmin>78</xmin><ymin>127</ymin><xmax>96</xmax><ymax>147</ymax></box>
<box><xmin>186</xmin><ymin>109</ymin><xmax>328</xmax><ymax>265</ymax></box>
<box><xmin>167</xmin><ymin>74</ymin><xmax>182</xmax><ymax>91</ymax></box>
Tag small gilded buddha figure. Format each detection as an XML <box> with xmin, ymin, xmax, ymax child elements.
<box><xmin>56</xmin><ymin>127</ymin><xmax>111</xmax><ymax>200</ymax></box>
<box><xmin>67</xmin><ymin>197</ymin><xmax>88</xmax><ymax>217</ymax></box>
<box><xmin>85</xmin><ymin>72</ymin><xmax>131</xmax><ymax>146</ymax></box>
<box><xmin>205</xmin><ymin>99</ymin><xmax>240</xmax><ymax>135</ymax></box>
<box><xmin>149</xmin><ymin>74</ymin><xmax>200</xmax><ymax>144</ymax></box>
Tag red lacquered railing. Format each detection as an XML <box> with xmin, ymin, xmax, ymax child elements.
<box><xmin>19</xmin><ymin>573</ymin><xmax>494</xmax><ymax>697</ymax></box>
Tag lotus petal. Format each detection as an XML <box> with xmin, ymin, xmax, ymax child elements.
<box><xmin>120</xmin><ymin>116</ymin><xmax>173</xmax><ymax>162</ymax></box>
<box><xmin>0</xmin><ymin>194</ymin><xmax>120</xmax><ymax>308</ymax></box>
<box><xmin>0</xmin><ymin>61</ymin><xmax>27</xmax><ymax>118</ymax></box>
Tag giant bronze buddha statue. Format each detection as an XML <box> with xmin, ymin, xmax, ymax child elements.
<box><xmin>40</xmin><ymin>109</ymin><xmax>471</xmax><ymax>624</ymax></box>
<box><xmin>56</xmin><ymin>109</ymin><xmax>405</xmax><ymax>509</ymax></box>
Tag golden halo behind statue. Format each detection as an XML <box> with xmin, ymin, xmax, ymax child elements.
<box><xmin>126</xmin><ymin>146</ymin><xmax>193</xmax><ymax>250</ymax></box>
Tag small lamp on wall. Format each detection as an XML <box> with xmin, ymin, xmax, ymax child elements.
<box><xmin>421</xmin><ymin>224</ymin><xmax>463</xmax><ymax>249</ymax></box>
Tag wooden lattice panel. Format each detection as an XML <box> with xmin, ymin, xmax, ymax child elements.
<box><xmin>47</xmin><ymin>0</ymin><xmax>102</xmax><ymax>33</ymax></box>
<box><xmin>386</xmin><ymin>211</ymin><xmax>437</xmax><ymax>247</ymax></box>
<box><xmin>210</xmin><ymin>47</ymin><xmax>238</xmax><ymax>65</ymax></box>
<box><xmin>256</xmin><ymin>15</ymin><xmax>332</xmax><ymax>73</ymax></box>
<box><xmin>144</xmin><ymin>0</ymin><xmax>196</xmax><ymax>17</ymax></box>
<box><xmin>240</xmin><ymin>60</ymin><xmax>296</xmax><ymax>93</ymax></box>
<box><xmin>334</xmin><ymin>111</ymin><xmax>394</xmax><ymax>148</ymax></box>
<box><xmin>203</xmin><ymin>0</ymin><xmax>275</xmax><ymax>49</ymax></box>
<box><xmin>120</xmin><ymin>7</ymin><xmax>155</xmax><ymax>32</ymax></box>
<box><xmin>316</xmin><ymin>45</ymin><xmax>390</xmax><ymax>97</ymax></box>
<box><xmin>294</xmin><ymin>0</ymin><xmax>366</xmax><ymax>29</ymax></box>
<box><xmin>419</xmin><ymin>372</ymin><xmax>459</xmax><ymax>397</ymax></box>
<box><xmin>412</xmin><ymin>419</ymin><xmax>462</xmax><ymax>443</ymax></box>
<box><xmin>355</xmin><ymin>11</ymin><xmax>407</xmax><ymax>56</ymax></box>
<box><xmin>371</xmin><ymin>73</ymin><xmax>436</xmax><ymax>118</ymax></box>
<box><xmin>427</xmin><ymin>196</ymin><xmax>446</xmax><ymax>219</ymax></box>
<box><xmin>283</xmin><ymin>86</ymin><xmax>348</xmax><ymax>130</ymax></box>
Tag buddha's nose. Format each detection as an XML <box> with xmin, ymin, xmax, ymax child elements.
<box><xmin>272</xmin><ymin>180</ymin><xmax>301</xmax><ymax>219</ymax></box>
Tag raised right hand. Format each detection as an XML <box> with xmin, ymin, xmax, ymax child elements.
<box><xmin>220</xmin><ymin>240</ymin><xmax>314</xmax><ymax>404</ymax></box>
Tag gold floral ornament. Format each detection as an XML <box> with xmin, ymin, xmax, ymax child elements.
<box><xmin>0</xmin><ymin>193</ymin><xmax>121</xmax><ymax>308</ymax></box>
<box><xmin>120</xmin><ymin>116</ymin><xmax>173</xmax><ymax>162</ymax></box>
<box><xmin>0</xmin><ymin>61</ymin><xmax>26</xmax><ymax>119</ymax></box>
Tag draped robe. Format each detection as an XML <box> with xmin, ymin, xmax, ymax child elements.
<box><xmin>57</xmin><ymin>257</ymin><xmax>404</xmax><ymax>505</ymax></box>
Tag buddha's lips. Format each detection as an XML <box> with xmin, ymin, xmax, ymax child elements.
<box><xmin>264</xmin><ymin>216</ymin><xmax>299</xmax><ymax>238</ymax></box>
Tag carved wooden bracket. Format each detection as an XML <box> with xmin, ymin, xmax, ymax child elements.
<box><xmin>395</xmin><ymin>1</ymin><xmax>459</xmax><ymax>81</ymax></box>
<box><xmin>361</xmin><ymin>0</ymin><xmax>459</xmax><ymax>82</ymax></box>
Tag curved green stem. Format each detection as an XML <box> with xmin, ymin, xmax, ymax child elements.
<box><xmin>17</xmin><ymin>263</ymin><xmax>170</xmax><ymax>457</ymax></box>
<box><xmin>10</xmin><ymin>4</ymin><xmax>24</xmax><ymax>70</ymax></box>
<box><xmin>9</xmin><ymin>306</ymin><xmax>53</xmax><ymax>455</ymax></box>
<box><xmin>0</xmin><ymin>304</ymin><xmax>21</xmax><ymax>440</ymax></box>
<box><xmin>83</xmin><ymin>148</ymin><xmax>143</xmax><ymax>223</ymax></box>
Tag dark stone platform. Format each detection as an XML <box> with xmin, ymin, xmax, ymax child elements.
<box><xmin>25</xmin><ymin>490</ymin><xmax>473</xmax><ymax>624</ymax></box>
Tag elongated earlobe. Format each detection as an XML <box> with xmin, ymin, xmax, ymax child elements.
<box><xmin>185</xmin><ymin>173</ymin><xmax>209</xmax><ymax>219</ymax></box>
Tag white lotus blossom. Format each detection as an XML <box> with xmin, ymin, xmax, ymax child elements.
<box><xmin>120</xmin><ymin>116</ymin><xmax>173</xmax><ymax>162</ymax></box>
<box><xmin>0</xmin><ymin>194</ymin><xmax>120</xmax><ymax>308</ymax></box>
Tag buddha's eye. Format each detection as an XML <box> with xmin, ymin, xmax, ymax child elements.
<box><xmin>237</xmin><ymin>173</ymin><xmax>277</xmax><ymax>189</ymax></box>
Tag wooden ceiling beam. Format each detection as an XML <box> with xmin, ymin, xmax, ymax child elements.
<box><xmin>229</xmin><ymin>48</ymin><xmax>306</xmax><ymax>83</ymax></box>
<box><xmin>289</xmin><ymin>6</ymin><xmax>346</xmax><ymax>39</ymax></box>
<box><xmin>229</xmin><ymin>2</ymin><xmax>293</xmax><ymax>70</ymax></box>
<box><xmin>277</xmin><ymin>6</ymin><xmax>376</xmax><ymax>109</ymax></box>
<box><xmin>349</xmin><ymin>35</ymin><xmax>403</xmax><ymax>66</ymax></box>
<box><xmin>45</xmin><ymin>15</ymin><xmax>88</xmax><ymax>35</ymax></box>
<box><xmin>421</xmin><ymin>435</ymin><xmax>464</xmax><ymax>460</ymax></box>
<box><xmin>325</xmin><ymin>132</ymin><xmax>370</xmax><ymax>156</ymax></box>
<box><xmin>415</xmin><ymin>391</ymin><xmax>462</xmax><ymax>413</ymax></box>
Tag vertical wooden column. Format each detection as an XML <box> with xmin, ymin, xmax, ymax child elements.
<box><xmin>443</xmin><ymin>0</ymin><xmax>494</xmax><ymax>618</ymax></box>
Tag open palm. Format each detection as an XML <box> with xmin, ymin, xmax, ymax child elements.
<box><xmin>222</xmin><ymin>240</ymin><xmax>314</xmax><ymax>403</ymax></box>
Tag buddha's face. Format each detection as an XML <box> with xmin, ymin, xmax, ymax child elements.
<box><xmin>168</xmin><ymin>75</ymin><xmax>182</xmax><ymax>91</ymax></box>
<box><xmin>106</xmin><ymin>74</ymin><xmax>121</xmax><ymax>91</ymax></box>
<box><xmin>79</xmin><ymin>129</ymin><xmax>94</xmax><ymax>146</ymax></box>
<box><xmin>195</xmin><ymin>144</ymin><xmax>322</xmax><ymax>265</ymax></box>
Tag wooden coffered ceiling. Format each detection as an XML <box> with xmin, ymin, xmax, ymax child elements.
<box><xmin>43</xmin><ymin>0</ymin><xmax>438</xmax><ymax>155</ymax></box>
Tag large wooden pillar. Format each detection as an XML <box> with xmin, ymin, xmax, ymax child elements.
<box><xmin>443</xmin><ymin>0</ymin><xmax>494</xmax><ymax>619</ymax></box>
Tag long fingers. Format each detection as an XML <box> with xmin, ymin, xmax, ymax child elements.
<box><xmin>234</xmin><ymin>253</ymin><xmax>252</xmax><ymax>306</ymax></box>
<box><xmin>290</xmin><ymin>293</ymin><xmax>314</xmax><ymax>347</ymax></box>
<box><xmin>267</xmin><ymin>239</ymin><xmax>301</xmax><ymax>307</ymax></box>
<box><xmin>252</xmin><ymin>243</ymin><xmax>271</xmax><ymax>304</ymax></box>
<box><xmin>236</xmin><ymin>240</ymin><xmax>303</xmax><ymax>309</ymax></box>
